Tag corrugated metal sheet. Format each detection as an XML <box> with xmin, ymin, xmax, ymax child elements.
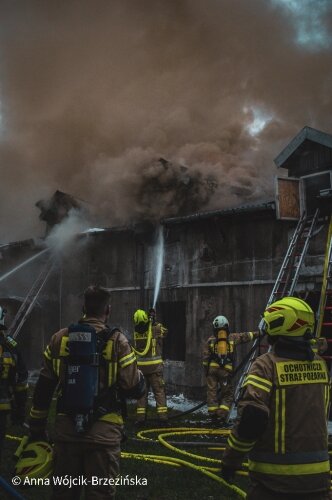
<box><xmin>162</xmin><ymin>201</ymin><xmax>276</xmax><ymax>225</ymax></box>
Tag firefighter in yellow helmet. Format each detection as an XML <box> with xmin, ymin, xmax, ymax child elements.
<box><xmin>202</xmin><ymin>315</ymin><xmax>258</xmax><ymax>425</ymax></box>
<box><xmin>222</xmin><ymin>297</ymin><xmax>331</xmax><ymax>500</ymax></box>
<box><xmin>133</xmin><ymin>308</ymin><xmax>168</xmax><ymax>424</ymax></box>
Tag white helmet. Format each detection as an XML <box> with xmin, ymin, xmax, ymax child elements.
<box><xmin>213</xmin><ymin>315</ymin><xmax>229</xmax><ymax>329</ymax></box>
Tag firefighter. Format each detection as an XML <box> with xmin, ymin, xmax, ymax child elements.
<box><xmin>29</xmin><ymin>286</ymin><xmax>145</xmax><ymax>500</ymax></box>
<box><xmin>203</xmin><ymin>315</ymin><xmax>259</xmax><ymax>424</ymax></box>
<box><xmin>133</xmin><ymin>308</ymin><xmax>168</xmax><ymax>424</ymax></box>
<box><xmin>222</xmin><ymin>297</ymin><xmax>331</xmax><ymax>500</ymax></box>
<box><xmin>0</xmin><ymin>306</ymin><xmax>28</xmax><ymax>463</ymax></box>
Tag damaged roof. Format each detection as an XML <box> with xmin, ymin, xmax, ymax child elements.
<box><xmin>162</xmin><ymin>201</ymin><xmax>276</xmax><ymax>225</ymax></box>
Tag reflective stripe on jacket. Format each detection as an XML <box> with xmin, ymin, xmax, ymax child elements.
<box><xmin>223</xmin><ymin>351</ymin><xmax>331</xmax><ymax>494</ymax></box>
<box><xmin>202</xmin><ymin>331</ymin><xmax>258</xmax><ymax>374</ymax></box>
<box><xmin>30</xmin><ymin>317</ymin><xmax>140</xmax><ymax>442</ymax></box>
<box><xmin>134</xmin><ymin>323</ymin><xmax>167</xmax><ymax>374</ymax></box>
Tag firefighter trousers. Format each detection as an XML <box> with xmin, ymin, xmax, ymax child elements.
<box><xmin>52</xmin><ymin>440</ymin><xmax>120</xmax><ymax>500</ymax></box>
<box><xmin>206</xmin><ymin>366</ymin><xmax>233</xmax><ymax>419</ymax></box>
<box><xmin>136</xmin><ymin>369</ymin><xmax>167</xmax><ymax>421</ymax></box>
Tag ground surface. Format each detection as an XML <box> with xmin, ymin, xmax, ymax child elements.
<box><xmin>1</xmin><ymin>394</ymin><xmax>247</xmax><ymax>500</ymax></box>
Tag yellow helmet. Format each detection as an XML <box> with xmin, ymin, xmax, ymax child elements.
<box><xmin>263</xmin><ymin>297</ymin><xmax>314</xmax><ymax>337</ymax></box>
<box><xmin>14</xmin><ymin>438</ymin><xmax>53</xmax><ymax>480</ymax></box>
<box><xmin>133</xmin><ymin>309</ymin><xmax>149</xmax><ymax>325</ymax></box>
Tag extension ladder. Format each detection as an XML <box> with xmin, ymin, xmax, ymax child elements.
<box><xmin>316</xmin><ymin>216</ymin><xmax>332</xmax><ymax>367</ymax></box>
<box><xmin>269</xmin><ymin>209</ymin><xmax>320</xmax><ymax>299</ymax></box>
<box><xmin>7</xmin><ymin>258</ymin><xmax>55</xmax><ymax>340</ymax></box>
<box><xmin>232</xmin><ymin>209</ymin><xmax>320</xmax><ymax>406</ymax></box>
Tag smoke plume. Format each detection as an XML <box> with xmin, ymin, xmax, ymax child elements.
<box><xmin>0</xmin><ymin>0</ymin><xmax>331</xmax><ymax>242</ymax></box>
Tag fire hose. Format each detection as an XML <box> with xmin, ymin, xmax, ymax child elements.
<box><xmin>167</xmin><ymin>333</ymin><xmax>266</xmax><ymax>421</ymax></box>
<box><xmin>132</xmin><ymin>320</ymin><xmax>153</xmax><ymax>357</ymax></box>
<box><xmin>6</xmin><ymin>424</ymin><xmax>332</xmax><ymax>499</ymax></box>
<box><xmin>6</xmin><ymin>428</ymin><xmax>247</xmax><ymax>499</ymax></box>
<box><xmin>133</xmin><ymin>426</ymin><xmax>246</xmax><ymax>498</ymax></box>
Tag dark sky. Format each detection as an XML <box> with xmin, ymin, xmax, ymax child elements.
<box><xmin>0</xmin><ymin>0</ymin><xmax>331</xmax><ymax>242</ymax></box>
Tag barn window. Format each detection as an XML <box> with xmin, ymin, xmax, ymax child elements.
<box><xmin>157</xmin><ymin>301</ymin><xmax>186</xmax><ymax>361</ymax></box>
<box><xmin>300</xmin><ymin>171</ymin><xmax>332</xmax><ymax>214</ymax></box>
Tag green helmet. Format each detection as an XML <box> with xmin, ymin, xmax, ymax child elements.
<box><xmin>14</xmin><ymin>438</ymin><xmax>53</xmax><ymax>480</ymax></box>
<box><xmin>263</xmin><ymin>297</ymin><xmax>314</xmax><ymax>337</ymax></box>
<box><xmin>133</xmin><ymin>309</ymin><xmax>149</xmax><ymax>325</ymax></box>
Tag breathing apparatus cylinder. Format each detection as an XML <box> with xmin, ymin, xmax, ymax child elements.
<box><xmin>216</xmin><ymin>329</ymin><xmax>228</xmax><ymax>356</ymax></box>
<box><xmin>62</xmin><ymin>324</ymin><xmax>99</xmax><ymax>433</ymax></box>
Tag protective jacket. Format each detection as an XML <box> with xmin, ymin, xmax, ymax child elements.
<box><xmin>134</xmin><ymin>322</ymin><xmax>168</xmax><ymax>375</ymax></box>
<box><xmin>222</xmin><ymin>347</ymin><xmax>331</xmax><ymax>495</ymax></box>
<box><xmin>0</xmin><ymin>333</ymin><xmax>28</xmax><ymax>416</ymax></box>
<box><xmin>203</xmin><ymin>331</ymin><xmax>258</xmax><ymax>374</ymax></box>
<box><xmin>29</xmin><ymin>317</ymin><xmax>143</xmax><ymax>445</ymax></box>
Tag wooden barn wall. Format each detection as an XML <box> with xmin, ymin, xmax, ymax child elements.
<box><xmin>0</xmin><ymin>211</ymin><xmax>329</xmax><ymax>392</ymax></box>
<box><xmin>288</xmin><ymin>141</ymin><xmax>332</xmax><ymax>177</ymax></box>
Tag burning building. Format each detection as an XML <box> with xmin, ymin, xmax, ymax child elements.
<box><xmin>0</xmin><ymin>126</ymin><xmax>331</xmax><ymax>397</ymax></box>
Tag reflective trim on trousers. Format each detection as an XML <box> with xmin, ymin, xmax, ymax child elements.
<box><xmin>137</xmin><ymin>358</ymin><xmax>163</xmax><ymax>366</ymax></box>
<box><xmin>219</xmin><ymin>405</ymin><xmax>230</xmax><ymax>411</ymax></box>
<box><xmin>97</xmin><ymin>412</ymin><xmax>123</xmax><ymax>425</ymax></box>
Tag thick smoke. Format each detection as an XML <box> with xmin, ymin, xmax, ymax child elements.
<box><xmin>94</xmin><ymin>156</ymin><xmax>218</xmax><ymax>223</ymax></box>
<box><xmin>0</xmin><ymin>0</ymin><xmax>331</xmax><ymax>242</ymax></box>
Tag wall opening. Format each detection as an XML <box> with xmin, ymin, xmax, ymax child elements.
<box><xmin>300</xmin><ymin>171</ymin><xmax>332</xmax><ymax>215</ymax></box>
<box><xmin>158</xmin><ymin>301</ymin><xmax>186</xmax><ymax>361</ymax></box>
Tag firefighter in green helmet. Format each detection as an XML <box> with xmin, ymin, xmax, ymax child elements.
<box><xmin>133</xmin><ymin>308</ymin><xmax>168</xmax><ymax>424</ymax></box>
<box><xmin>222</xmin><ymin>297</ymin><xmax>331</xmax><ymax>500</ymax></box>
